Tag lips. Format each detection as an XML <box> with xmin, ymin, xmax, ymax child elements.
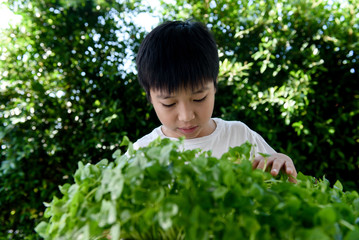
<box><xmin>178</xmin><ymin>126</ymin><xmax>198</xmax><ymax>134</ymax></box>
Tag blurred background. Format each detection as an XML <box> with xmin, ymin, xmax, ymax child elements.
<box><xmin>0</xmin><ymin>0</ymin><xmax>358</xmax><ymax>238</ymax></box>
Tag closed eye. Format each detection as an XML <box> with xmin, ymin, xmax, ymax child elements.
<box><xmin>162</xmin><ymin>103</ymin><xmax>175</xmax><ymax>108</ymax></box>
<box><xmin>194</xmin><ymin>96</ymin><xmax>207</xmax><ymax>102</ymax></box>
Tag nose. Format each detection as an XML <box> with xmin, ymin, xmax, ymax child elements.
<box><xmin>178</xmin><ymin>102</ymin><xmax>195</xmax><ymax>122</ymax></box>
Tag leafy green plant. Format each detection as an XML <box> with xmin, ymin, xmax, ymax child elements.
<box><xmin>36</xmin><ymin>138</ymin><xmax>359</xmax><ymax>240</ymax></box>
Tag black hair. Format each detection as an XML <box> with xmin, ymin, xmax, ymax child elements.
<box><xmin>136</xmin><ymin>20</ymin><xmax>219</xmax><ymax>98</ymax></box>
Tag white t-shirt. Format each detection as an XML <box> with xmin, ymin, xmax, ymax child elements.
<box><xmin>133</xmin><ymin>118</ymin><xmax>276</xmax><ymax>159</ymax></box>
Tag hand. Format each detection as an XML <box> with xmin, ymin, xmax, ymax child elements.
<box><xmin>252</xmin><ymin>153</ymin><xmax>297</xmax><ymax>183</ymax></box>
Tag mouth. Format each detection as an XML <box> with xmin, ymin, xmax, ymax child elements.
<box><xmin>178</xmin><ymin>126</ymin><xmax>198</xmax><ymax>134</ymax></box>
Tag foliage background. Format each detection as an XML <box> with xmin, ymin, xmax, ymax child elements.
<box><xmin>0</xmin><ymin>0</ymin><xmax>358</xmax><ymax>238</ymax></box>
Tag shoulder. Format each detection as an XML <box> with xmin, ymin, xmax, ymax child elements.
<box><xmin>213</xmin><ymin>118</ymin><xmax>276</xmax><ymax>155</ymax></box>
<box><xmin>133</xmin><ymin>126</ymin><xmax>162</xmax><ymax>149</ymax></box>
<box><xmin>213</xmin><ymin>118</ymin><xmax>252</xmax><ymax>133</ymax></box>
<box><xmin>213</xmin><ymin>117</ymin><xmax>261</xmax><ymax>142</ymax></box>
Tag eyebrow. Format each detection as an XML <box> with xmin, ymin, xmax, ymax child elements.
<box><xmin>156</xmin><ymin>87</ymin><xmax>209</xmax><ymax>99</ymax></box>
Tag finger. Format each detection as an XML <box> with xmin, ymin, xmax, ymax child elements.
<box><xmin>288</xmin><ymin>172</ymin><xmax>297</xmax><ymax>183</ymax></box>
<box><xmin>284</xmin><ymin>161</ymin><xmax>297</xmax><ymax>176</ymax></box>
<box><xmin>288</xmin><ymin>175</ymin><xmax>297</xmax><ymax>183</ymax></box>
<box><xmin>270</xmin><ymin>158</ymin><xmax>285</xmax><ymax>176</ymax></box>
<box><xmin>252</xmin><ymin>157</ymin><xmax>262</xmax><ymax>169</ymax></box>
<box><xmin>285</xmin><ymin>165</ymin><xmax>293</xmax><ymax>175</ymax></box>
<box><xmin>283</xmin><ymin>161</ymin><xmax>297</xmax><ymax>183</ymax></box>
<box><xmin>256</xmin><ymin>156</ymin><xmax>275</xmax><ymax>171</ymax></box>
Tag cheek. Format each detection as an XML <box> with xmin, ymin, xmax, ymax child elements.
<box><xmin>153</xmin><ymin>105</ymin><xmax>173</xmax><ymax>124</ymax></box>
<box><xmin>204</xmin><ymin>96</ymin><xmax>215</xmax><ymax>116</ymax></box>
<box><xmin>196</xmin><ymin>100</ymin><xmax>214</xmax><ymax>120</ymax></box>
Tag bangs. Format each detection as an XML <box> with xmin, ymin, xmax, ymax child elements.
<box><xmin>137</xmin><ymin>21</ymin><xmax>219</xmax><ymax>96</ymax></box>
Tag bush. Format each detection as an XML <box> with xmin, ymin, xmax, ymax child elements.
<box><xmin>36</xmin><ymin>138</ymin><xmax>359</xmax><ymax>240</ymax></box>
<box><xmin>0</xmin><ymin>0</ymin><xmax>157</xmax><ymax>238</ymax></box>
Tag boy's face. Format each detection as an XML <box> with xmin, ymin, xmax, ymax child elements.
<box><xmin>150</xmin><ymin>82</ymin><xmax>216</xmax><ymax>139</ymax></box>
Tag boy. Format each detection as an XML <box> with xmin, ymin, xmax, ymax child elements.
<box><xmin>134</xmin><ymin>20</ymin><xmax>297</xmax><ymax>182</ymax></box>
